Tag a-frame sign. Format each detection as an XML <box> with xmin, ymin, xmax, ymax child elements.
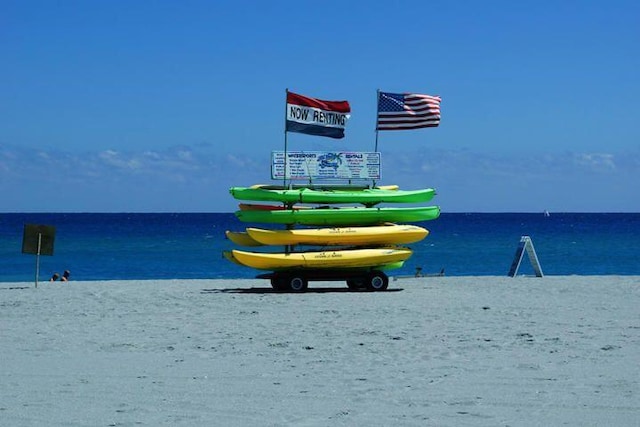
<box><xmin>508</xmin><ymin>235</ymin><xmax>543</xmax><ymax>277</ymax></box>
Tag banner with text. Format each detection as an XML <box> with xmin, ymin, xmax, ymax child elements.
<box><xmin>286</xmin><ymin>91</ymin><xmax>351</xmax><ymax>139</ymax></box>
<box><xmin>272</xmin><ymin>151</ymin><xmax>381</xmax><ymax>180</ymax></box>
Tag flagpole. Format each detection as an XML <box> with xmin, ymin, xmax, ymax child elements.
<box><xmin>373</xmin><ymin>89</ymin><xmax>380</xmax><ymax>187</ymax></box>
<box><xmin>284</xmin><ymin>88</ymin><xmax>289</xmax><ymax>188</ymax></box>
<box><xmin>374</xmin><ymin>89</ymin><xmax>380</xmax><ymax>153</ymax></box>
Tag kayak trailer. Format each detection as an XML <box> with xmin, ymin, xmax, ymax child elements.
<box><xmin>256</xmin><ymin>269</ymin><xmax>390</xmax><ymax>292</ymax></box>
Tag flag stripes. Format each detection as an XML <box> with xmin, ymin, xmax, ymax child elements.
<box><xmin>377</xmin><ymin>92</ymin><xmax>441</xmax><ymax>131</ymax></box>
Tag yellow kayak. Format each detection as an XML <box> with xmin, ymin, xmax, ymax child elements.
<box><xmin>229</xmin><ymin>247</ymin><xmax>413</xmax><ymax>270</ymax></box>
<box><xmin>225</xmin><ymin>230</ymin><xmax>263</xmax><ymax>247</ymax></box>
<box><xmin>246</xmin><ymin>224</ymin><xmax>428</xmax><ymax>246</ymax></box>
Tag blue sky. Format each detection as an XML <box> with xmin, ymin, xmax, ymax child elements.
<box><xmin>2</xmin><ymin>0</ymin><xmax>638</xmax><ymax>212</ymax></box>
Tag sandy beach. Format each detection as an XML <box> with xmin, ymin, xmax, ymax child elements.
<box><xmin>1</xmin><ymin>276</ymin><xmax>638</xmax><ymax>426</ymax></box>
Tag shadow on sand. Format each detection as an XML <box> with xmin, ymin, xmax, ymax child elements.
<box><xmin>201</xmin><ymin>287</ymin><xmax>404</xmax><ymax>294</ymax></box>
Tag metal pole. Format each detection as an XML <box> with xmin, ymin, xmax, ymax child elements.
<box><xmin>374</xmin><ymin>89</ymin><xmax>380</xmax><ymax>153</ymax></box>
<box><xmin>284</xmin><ymin>88</ymin><xmax>289</xmax><ymax>188</ymax></box>
<box><xmin>373</xmin><ymin>89</ymin><xmax>380</xmax><ymax>187</ymax></box>
<box><xmin>35</xmin><ymin>233</ymin><xmax>41</xmax><ymax>288</ymax></box>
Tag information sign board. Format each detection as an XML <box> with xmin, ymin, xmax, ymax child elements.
<box><xmin>271</xmin><ymin>151</ymin><xmax>381</xmax><ymax>180</ymax></box>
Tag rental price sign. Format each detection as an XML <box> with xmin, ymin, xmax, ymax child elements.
<box><xmin>271</xmin><ymin>151</ymin><xmax>381</xmax><ymax>180</ymax></box>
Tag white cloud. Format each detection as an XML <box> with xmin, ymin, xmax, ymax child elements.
<box><xmin>99</xmin><ymin>150</ymin><xmax>142</xmax><ymax>171</ymax></box>
<box><xmin>573</xmin><ymin>153</ymin><xmax>616</xmax><ymax>171</ymax></box>
<box><xmin>1</xmin><ymin>144</ymin><xmax>638</xmax><ymax>212</ymax></box>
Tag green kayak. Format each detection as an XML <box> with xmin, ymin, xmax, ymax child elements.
<box><xmin>234</xmin><ymin>206</ymin><xmax>441</xmax><ymax>226</ymax></box>
<box><xmin>229</xmin><ymin>185</ymin><xmax>436</xmax><ymax>206</ymax></box>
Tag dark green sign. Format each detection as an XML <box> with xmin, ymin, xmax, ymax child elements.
<box><xmin>22</xmin><ymin>224</ymin><xmax>56</xmax><ymax>256</ymax></box>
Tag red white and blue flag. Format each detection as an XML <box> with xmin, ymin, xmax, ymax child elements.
<box><xmin>286</xmin><ymin>91</ymin><xmax>351</xmax><ymax>139</ymax></box>
<box><xmin>376</xmin><ymin>92</ymin><xmax>441</xmax><ymax>131</ymax></box>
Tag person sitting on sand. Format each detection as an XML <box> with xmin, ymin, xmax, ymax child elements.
<box><xmin>50</xmin><ymin>273</ymin><xmax>60</xmax><ymax>281</ymax></box>
<box><xmin>61</xmin><ymin>270</ymin><xmax>70</xmax><ymax>282</ymax></box>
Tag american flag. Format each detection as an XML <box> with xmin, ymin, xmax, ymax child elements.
<box><xmin>376</xmin><ymin>92</ymin><xmax>441</xmax><ymax>131</ymax></box>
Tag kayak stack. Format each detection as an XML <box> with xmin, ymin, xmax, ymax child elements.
<box><xmin>224</xmin><ymin>184</ymin><xmax>440</xmax><ymax>292</ymax></box>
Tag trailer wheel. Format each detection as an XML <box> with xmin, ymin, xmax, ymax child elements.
<box><xmin>287</xmin><ymin>276</ymin><xmax>308</xmax><ymax>292</ymax></box>
<box><xmin>366</xmin><ymin>271</ymin><xmax>389</xmax><ymax>291</ymax></box>
<box><xmin>346</xmin><ymin>278</ymin><xmax>364</xmax><ymax>290</ymax></box>
<box><xmin>270</xmin><ymin>277</ymin><xmax>287</xmax><ymax>292</ymax></box>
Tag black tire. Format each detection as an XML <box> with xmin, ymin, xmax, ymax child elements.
<box><xmin>365</xmin><ymin>271</ymin><xmax>389</xmax><ymax>291</ymax></box>
<box><xmin>287</xmin><ymin>276</ymin><xmax>308</xmax><ymax>292</ymax></box>
<box><xmin>270</xmin><ymin>277</ymin><xmax>287</xmax><ymax>292</ymax></box>
<box><xmin>346</xmin><ymin>278</ymin><xmax>364</xmax><ymax>290</ymax></box>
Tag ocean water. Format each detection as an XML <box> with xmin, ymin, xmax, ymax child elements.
<box><xmin>1</xmin><ymin>212</ymin><xmax>638</xmax><ymax>282</ymax></box>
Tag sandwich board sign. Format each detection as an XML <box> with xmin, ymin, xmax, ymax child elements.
<box><xmin>22</xmin><ymin>224</ymin><xmax>56</xmax><ymax>287</ymax></box>
<box><xmin>508</xmin><ymin>235</ymin><xmax>543</xmax><ymax>277</ymax></box>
